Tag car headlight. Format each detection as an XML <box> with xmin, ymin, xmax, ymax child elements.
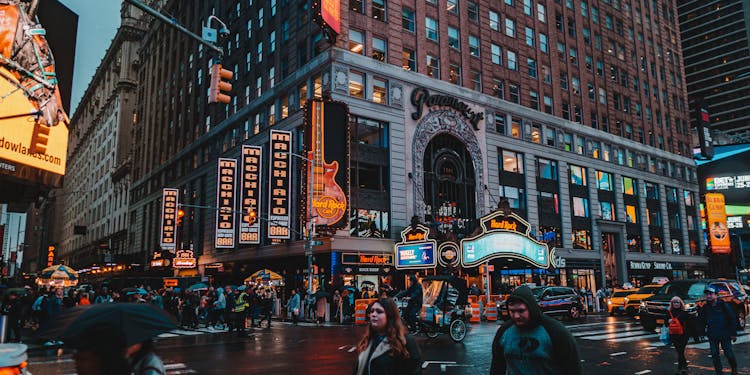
<box><xmin>624</xmin><ymin>297</ymin><xmax>629</xmax><ymax>304</ymax></box>
<box><xmin>684</xmin><ymin>303</ymin><xmax>696</xmax><ymax>311</ymax></box>
<box><xmin>607</xmin><ymin>299</ymin><xmax>612</xmax><ymax>305</ymax></box>
<box><xmin>639</xmin><ymin>301</ymin><xmax>645</xmax><ymax>308</ymax></box>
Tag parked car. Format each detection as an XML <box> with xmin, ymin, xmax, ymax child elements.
<box><xmin>639</xmin><ymin>279</ymin><xmax>748</xmax><ymax>333</ymax></box>
<box><xmin>607</xmin><ymin>288</ymin><xmax>631</xmax><ymax>316</ymax></box>
<box><xmin>499</xmin><ymin>286</ymin><xmax>585</xmax><ymax>321</ymax></box>
<box><xmin>623</xmin><ymin>284</ymin><xmax>663</xmax><ymax>317</ymax></box>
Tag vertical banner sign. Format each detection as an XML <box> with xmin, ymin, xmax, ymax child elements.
<box><xmin>215</xmin><ymin>158</ymin><xmax>237</xmax><ymax>248</ymax></box>
<box><xmin>160</xmin><ymin>188</ymin><xmax>178</xmax><ymax>252</ymax></box>
<box><xmin>705</xmin><ymin>193</ymin><xmax>730</xmax><ymax>254</ymax></box>
<box><xmin>269</xmin><ymin>130</ymin><xmax>292</xmax><ymax>239</ymax></box>
<box><xmin>697</xmin><ymin>99</ymin><xmax>714</xmax><ymax>159</ymax></box>
<box><xmin>316</xmin><ymin>0</ymin><xmax>341</xmax><ymax>34</ymax></box>
<box><xmin>240</xmin><ymin>145</ymin><xmax>262</xmax><ymax>244</ymax></box>
<box><xmin>304</xmin><ymin>99</ymin><xmax>349</xmax><ymax>228</ymax></box>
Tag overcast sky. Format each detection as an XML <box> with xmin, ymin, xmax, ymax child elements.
<box><xmin>59</xmin><ymin>0</ymin><xmax>121</xmax><ymax>115</ymax></box>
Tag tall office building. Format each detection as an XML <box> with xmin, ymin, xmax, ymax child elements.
<box><xmin>126</xmin><ymin>0</ymin><xmax>701</xmax><ymax>291</ymax></box>
<box><xmin>678</xmin><ymin>0</ymin><xmax>750</xmax><ymax>138</ymax></box>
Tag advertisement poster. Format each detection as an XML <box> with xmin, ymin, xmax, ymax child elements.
<box><xmin>215</xmin><ymin>158</ymin><xmax>237</xmax><ymax>249</ymax></box>
<box><xmin>160</xmin><ymin>188</ymin><xmax>179</xmax><ymax>252</ymax></box>
<box><xmin>268</xmin><ymin>130</ymin><xmax>292</xmax><ymax>239</ymax></box>
<box><xmin>705</xmin><ymin>193</ymin><xmax>730</xmax><ymax>254</ymax></box>
<box><xmin>239</xmin><ymin>145</ymin><xmax>262</xmax><ymax>244</ymax></box>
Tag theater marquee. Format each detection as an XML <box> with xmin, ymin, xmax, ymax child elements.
<box><xmin>215</xmin><ymin>158</ymin><xmax>237</xmax><ymax>249</ymax></box>
<box><xmin>268</xmin><ymin>130</ymin><xmax>292</xmax><ymax>239</ymax></box>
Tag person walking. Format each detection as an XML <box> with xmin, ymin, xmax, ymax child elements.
<box><xmin>395</xmin><ymin>275</ymin><xmax>422</xmax><ymax>332</ymax></box>
<box><xmin>699</xmin><ymin>286</ymin><xmax>738</xmax><ymax>375</ymax></box>
<box><xmin>211</xmin><ymin>287</ymin><xmax>226</xmax><ymax>330</ymax></box>
<box><xmin>260</xmin><ymin>289</ymin><xmax>273</xmax><ymax>328</ymax></box>
<box><xmin>668</xmin><ymin>296</ymin><xmax>691</xmax><ymax>375</ymax></box>
<box><xmin>224</xmin><ymin>287</ymin><xmax>235</xmax><ymax>332</ymax></box>
<box><xmin>490</xmin><ymin>285</ymin><xmax>582</xmax><ymax>375</ymax></box>
<box><xmin>94</xmin><ymin>287</ymin><xmax>113</xmax><ymax>304</ymax></box>
<box><xmin>353</xmin><ymin>298</ymin><xmax>422</xmax><ymax>375</ymax></box>
<box><xmin>286</xmin><ymin>289</ymin><xmax>300</xmax><ymax>325</ymax></box>
<box><xmin>2</xmin><ymin>291</ymin><xmax>23</xmax><ymax>342</ymax></box>
<box><xmin>232</xmin><ymin>288</ymin><xmax>249</xmax><ymax>336</ymax></box>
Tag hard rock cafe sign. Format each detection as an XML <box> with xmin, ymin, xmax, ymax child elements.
<box><xmin>394</xmin><ymin>224</ymin><xmax>437</xmax><ymax>270</ymax></box>
<box><xmin>410</xmin><ymin>87</ymin><xmax>484</xmax><ymax>130</ymax></box>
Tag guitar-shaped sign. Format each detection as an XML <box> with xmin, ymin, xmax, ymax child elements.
<box><xmin>308</xmin><ymin>100</ymin><xmax>347</xmax><ymax>226</ymax></box>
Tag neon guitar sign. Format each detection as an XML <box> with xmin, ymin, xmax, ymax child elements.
<box><xmin>308</xmin><ymin>100</ymin><xmax>347</xmax><ymax>225</ymax></box>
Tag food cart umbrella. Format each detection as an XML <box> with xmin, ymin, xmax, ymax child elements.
<box><xmin>35</xmin><ymin>265</ymin><xmax>78</xmax><ymax>287</ymax></box>
<box><xmin>38</xmin><ymin>303</ymin><xmax>177</xmax><ymax>348</ymax></box>
<box><xmin>245</xmin><ymin>269</ymin><xmax>283</xmax><ymax>283</ymax></box>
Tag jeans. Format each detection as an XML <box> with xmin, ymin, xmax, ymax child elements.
<box><xmin>672</xmin><ymin>335</ymin><xmax>688</xmax><ymax>371</ymax></box>
<box><xmin>709</xmin><ymin>338</ymin><xmax>737</xmax><ymax>374</ymax></box>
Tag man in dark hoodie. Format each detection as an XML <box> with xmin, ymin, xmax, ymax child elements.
<box><xmin>490</xmin><ymin>285</ymin><xmax>582</xmax><ymax>375</ymax></box>
<box><xmin>699</xmin><ymin>286</ymin><xmax>738</xmax><ymax>375</ymax></box>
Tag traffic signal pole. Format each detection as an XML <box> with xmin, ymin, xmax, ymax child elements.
<box><xmin>124</xmin><ymin>0</ymin><xmax>224</xmax><ymax>56</ymax></box>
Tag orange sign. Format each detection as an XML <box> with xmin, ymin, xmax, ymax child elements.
<box><xmin>705</xmin><ymin>193</ymin><xmax>731</xmax><ymax>254</ymax></box>
<box><xmin>163</xmin><ymin>278</ymin><xmax>178</xmax><ymax>287</ymax></box>
<box><xmin>321</xmin><ymin>0</ymin><xmax>340</xmax><ymax>34</ymax></box>
<box><xmin>489</xmin><ymin>219</ymin><xmax>518</xmax><ymax>231</ymax></box>
<box><xmin>46</xmin><ymin>245</ymin><xmax>55</xmax><ymax>267</ymax></box>
<box><xmin>406</xmin><ymin>232</ymin><xmax>425</xmax><ymax>241</ymax></box>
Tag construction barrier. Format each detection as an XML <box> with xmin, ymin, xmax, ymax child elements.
<box><xmin>485</xmin><ymin>305</ymin><xmax>498</xmax><ymax>321</ymax></box>
<box><xmin>469</xmin><ymin>302</ymin><xmax>481</xmax><ymax>323</ymax></box>
<box><xmin>468</xmin><ymin>295</ymin><xmax>478</xmax><ymax>304</ymax></box>
<box><xmin>354</xmin><ymin>298</ymin><xmax>376</xmax><ymax>325</ymax></box>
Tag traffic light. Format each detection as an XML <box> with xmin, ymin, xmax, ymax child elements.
<box><xmin>30</xmin><ymin>121</ymin><xmax>51</xmax><ymax>154</ymax></box>
<box><xmin>244</xmin><ymin>210</ymin><xmax>257</xmax><ymax>225</ymax></box>
<box><xmin>176</xmin><ymin>209</ymin><xmax>185</xmax><ymax>226</ymax></box>
<box><xmin>209</xmin><ymin>63</ymin><xmax>233</xmax><ymax>104</ymax></box>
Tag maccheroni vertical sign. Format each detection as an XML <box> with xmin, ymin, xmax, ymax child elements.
<box><xmin>269</xmin><ymin>130</ymin><xmax>292</xmax><ymax>239</ymax></box>
<box><xmin>461</xmin><ymin>210</ymin><xmax>556</xmax><ymax>269</ymax></box>
<box><xmin>240</xmin><ymin>145</ymin><xmax>262</xmax><ymax>244</ymax></box>
<box><xmin>160</xmin><ymin>188</ymin><xmax>178</xmax><ymax>252</ymax></box>
<box><xmin>215</xmin><ymin>158</ymin><xmax>237</xmax><ymax>249</ymax></box>
<box><xmin>394</xmin><ymin>224</ymin><xmax>437</xmax><ymax>270</ymax></box>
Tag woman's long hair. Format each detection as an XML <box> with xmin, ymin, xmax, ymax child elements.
<box><xmin>356</xmin><ymin>298</ymin><xmax>410</xmax><ymax>358</ymax></box>
<box><xmin>670</xmin><ymin>296</ymin><xmax>685</xmax><ymax>310</ymax></box>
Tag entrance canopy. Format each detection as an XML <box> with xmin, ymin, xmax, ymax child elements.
<box><xmin>460</xmin><ymin>210</ymin><xmax>556</xmax><ymax>269</ymax></box>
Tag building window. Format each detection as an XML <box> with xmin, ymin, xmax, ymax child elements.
<box><xmin>625</xmin><ymin>204</ymin><xmax>638</xmax><ymax>223</ymax></box>
<box><xmin>684</xmin><ymin>190</ymin><xmax>694</xmax><ymax>206</ymax></box>
<box><xmin>349</xmin><ymin>71</ymin><xmax>365</xmax><ymax>98</ymax></box>
<box><xmin>495</xmin><ymin>112</ymin><xmax>506</xmax><ymax>134</ymax></box>
<box><xmin>596</xmin><ymin>171</ymin><xmax>612</xmax><ymax>191</ymax></box>
<box><xmin>426</xmin><ymin>55</ymin><xmax>440</xmax><ymax>78</ymax></box>
<box><xmin>543</xmin><ymin>95</ymin><xmax>553</xmax><ymax>114</ymax></box>
<box><xmin>622</xmin><ymin>176</ymin><xmax>636</xmax><ymax>196</ymax></box>
<box><xmin>491</xmin><ymin>44</ymin><xmax>502</xmax><ymax>65</ymax></box>
<box><xmin>538</xmin><ymin>158</ymin><xmax>558</xmax><ymax>180</ymax></box>
<box><xmin>539</xmin><ymin>33</ymin><xmax>548</xmax><ymax>52</ymax></box>
<box><xmin>505</xmin><ymin>18</ymin><xmax>516</xmax><ymax>37</ymax></box>
<box><xmin>510</xmin><ymin>117</ymin><xmax>522</xmax><ymax>138</ymax></box>
<box><xmin>645</xmin><ymin>182</ymin><xmax>659</xmax><ymax>200</ymax></box>
<box><xmin>350</xmin><ymin>0</ymin><xmax>363</xmax><ymax>13</ymax></box>
<box><xmin>573</xmin><ymin>230</ymin><xmax>592</xmax><ymax>249</ymax></box>
<box><xmin>529</xmin><ymin>90</ymin><xmax>539</xmax><ymax>110</ymax></box>
<box><xmin>501</xmin><ymin>186</ymin><xmax>526</xmax><ymax>211</ymax></box>
<box><xmin>600</xmin><ymin>201</ymin><xmax>615</xmax><ymax>220</ymax></box>
<box><xmin>531</xmin><ymin>123</ymin><xmax>541</xmax><ymax>143</ymax></box>
<box><xmin>508</xmin><ymin>83</ymin><xmax>520</xmax><ymax>103</ymax></box>
<box><xmin>448</xmin><ymin>27</ymin><xmax>460</xmax><ymax>49</ymax></box>
<box><xmin>403</xmin><ymin>48</ymin><xmax>416</xmax><ymax>71</ymax></box>
<box><xmin>527</xmin><ymin>58</ymin><xmax>536</xmax><ymax>77</ymax></box>
<box><xmin>470</xmin><ymin>70</ymin><xmax>481</xmax><ymax>91</ymax></box>
<box><xmin>570</xmin><ymin>165</ymin><xmax>586</xmax><ymax>186</ymax></box>
<box><xmin>468</xmin><ymin>1</ymin><xmax>478</xmax><ymax>21</ymax></box>
<box><xmin>573</xmin><ymin>197</ymin><xmax>590</xmax><ymax>217</ymax></box>
<box><xmin>469</xmin><ymin>35</ymin><xmax>480</xmax><ymax>56</ymax></box>
<box><xmin>402</xmin><ymin>7</ymin><xmax>415</xmax><ymax>31</ymax></box>
<box><xmin>449</xmin><ymin>64</ymin><xmax>461</xmax><ymax>85</ymax></box>
<box><xmin>545</xmin><ymin>127</ymin><xmax>555</xmax><ymax>146</ymax></box>
<box><xmin>537</xmin><ymin>3</ymin><xmax>546</xmax><ymax>21</ymax></box>
<box><xmin>349</xmin><ymin>29</ymin><xmax>365</xmax><ymax>54</ymax></box>
<box><xmin>539</xmin><ymin>192</ymin><xmax>559</xmax><ymax>215</ymax></box>
<box><xmin>352</xmin><ymin>115</ymin><xmax>389</xmax><ymax>148</ymax></box>
<box><xmin>447</xmin><ymin>0</ymin><xmax>459</xmax><ymax>13</ymax></box>
<box><xmin>489</xmin><ymin>10</ymin><xmax>500</xmax><ymax>31</ymax></box>
<box><xmin>501</xmin><ymin>149</ymin><xmax>524</xmax><ymax>173</ymax></box>
<box><xmin>507</xmin><ymin>50</ymin><xmax>518</xmax><ymax>70</ymax></box>
<box><xmin>372</xmin><ymin>77</ymin><xmax>387</xmax><ymax>104</ymax></box>
<box><xmin>372</xmin><ymin>37</ymin><xmax>387</xmax><ymax>61</ymax></box>
<box><xmin>425</xmin><ymin>17</ymin><xmax>439</xmax><ymax>41</ymax></box>
<box><xmin>525</xmin><ymin>27</ymin><xmax>535</xmax><ymax>47</ymax></box>
<box><xmin>372</xmin><ymin>0</ymin><xmax>386</xmax><ymax>20</ymax></box>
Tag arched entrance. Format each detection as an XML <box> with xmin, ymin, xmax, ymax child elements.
<box><xmin>423</xmin><ymin>134</ymin><xmax>476</xmax><ymax>237</ymax></box>
<box><xmin>411</xmin><ymin>109</ymin><xmax>485</xmax><ymax>237</ymax></box>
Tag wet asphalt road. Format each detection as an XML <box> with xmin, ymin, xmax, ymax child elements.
<box><xmin>26</xmin><ymin>315</ymin><xmax>750</xmax><ymax>374</ymax></box>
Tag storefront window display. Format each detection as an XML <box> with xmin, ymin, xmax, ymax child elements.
<box><xmin>349</xmin><ymin>209</ymin><xmax>389</xmax><ymax>238</ymax></box>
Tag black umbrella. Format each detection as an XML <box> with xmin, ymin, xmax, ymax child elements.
<box><xmin>38</xmin><ymin>303</ymin><xmax>177</xmax><ymax>348</ymax></box>
<box><xmin>314</xmin><ymin>290</ymin><xmax>331</xmax><ymax>299</ymax></box>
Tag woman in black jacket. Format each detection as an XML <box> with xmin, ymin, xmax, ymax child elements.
<box><xmin>668</xmin><ymin>296</ymin><xmax>691</xmax><ymax>375</ymax></box>
<box><xmin>353</xmin><ymin>298</ymin><xmax>422</xmax><ymax>375</ymax></box>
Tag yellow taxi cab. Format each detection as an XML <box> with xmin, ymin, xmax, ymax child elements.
<box><xmin>623</xmin><ymin>284</ymin><xmax>663</xmax><ymax>317</ymax></box>
<box><xmin>608</xmin><ymin>288</ymin><xmax>631</xmax><ymax>316</ymax></box>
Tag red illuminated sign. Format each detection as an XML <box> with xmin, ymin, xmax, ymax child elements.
<box><xmin>215</xmin><ymin>158</ymin><xmax>237</xmax><ymax>248</ymax></box>
<box><xmin>321</xmin><ymin>0</ymin><xmax>340</xmax><ymax>34</ymax></box>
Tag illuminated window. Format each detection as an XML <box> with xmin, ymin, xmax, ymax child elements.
<box><xmin>372</xmin><ymin>37</ymin><xmax>387</xmax><ymax>61</ymax></box>
<box><xmin>402</xmin><ymin>48</ymin><xmax>416</xmax><ymax>71</ymax></box>
<box><xmin>570</xmin><ymin>165</ymin><xmax>586</xmax><ymax>186</ymax></box>
<box><xmin>500</xmin><ymin>185</ymin><xmax>526</xmax><ymax>210</ymax></box>
<box><xmin>538</xmin><ymin>158</ymin><xmax>557</xmax><ymax>179</ymax></box>
<box><xmin>596</xmin><ymin>170</ymin><xmax>612</xmax><ymax>191</ymax></box>
<box><xmin>573</xmin><ymin>230</ymin><xmax>592</xmax><ymax>249</ymax></box>
<box><xmin>372</xmin><ymin>0</ymin><xmax>386</xmax><ymax>20</ymax></box>
<box><xmin>449</xmin><ymin>64</ymin><xmax>461</xmax><ymax>85</ymax></box>
<box><xmin>600</xmin><ymin>201</ymin><xmax>615</xmax><ymax>220</ymax></box>
<box><xmin>447</xmin><ymin>0</ymin><xmax>459</xmax><ymax>13</ymax></box>
<box><xmin>510</xmin><ymin>117</ymin><xmax>522</xmax><ymax>138</ymax></box>
<box><xmin>448</xmin><ymin>27</ymin><xmax>460</xmax><ymax>49</ymax></box>
<box><xmin>299</xmin><ymin>83</ymin><xmax>307</xmax><ymax>108</ymax></box>
<box><xmin>349</xmin><ymin>71</ymin><xmax>365</xmax><ymax>98</ymax></box>
<box><xmin>573</xmin><ymin>197</ymin><xmax>589</xmax><ymax>217</ymax></box>
<box><xmin>372</xmin><ymin>77</ymin><xmax>387</xmax><ymax>104</ymax></box>
<box><xmin>622</xmin><ymin>176</ymin><xmax>636</xmax><ymax>195</ymax></box>
<box><xmin>349</xmin><ymin>29</ymin><xmax>365</xmax><ymax>55</ymax></box>
<box><xmin>625</xmin><ymin>205</ymin><xmax>638</xmax><ymax>223</ymax></box>
<box><xmin>426</xmin><ymin>55</ymin><xmax>440</xmax><ymax>78</ymax></box>
<box><xmin>469</xmin><ymin>35</ymin><xmax>480</xmax><ymax>56</ymax></box>
<box><xmin>501</xmin><ymin>149</ymin><xmax>524</xmax><ymax>174</ymax></box>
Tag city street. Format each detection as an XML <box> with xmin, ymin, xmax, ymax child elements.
<box><xmin>26</xmin><ymin>315</ymin><xmax>750</xmax><ymax>374</ymax></box>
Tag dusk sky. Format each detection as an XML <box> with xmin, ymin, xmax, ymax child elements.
<box><xmin>59</xmin><ymin>0</ymin><xmax>121</xmax><ymax>114</ymax></box>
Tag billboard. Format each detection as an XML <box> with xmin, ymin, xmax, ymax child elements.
<box><xmin>696</xmin><ymin>99</ymin><xmax>714</xmax><ymax>159</ymax></box>
<box><xmin>268</xmin><ymin>130</ymin><xmax>292</xmax><ymax>239</ymax></box>
<box><xmin>159</xmin><ymin>188</ymin><xmax>178</xmax><ymax>252</ymax></box>
<box><xmin>215</xmin><ymin>158</ymin><xmax>237</xmax><ymax>249</ymax></box>
<box><xmin>705</xmin><ymin>193</ymin><xmax>730</xmax><ymax>254</ymax></box>
<box><xmin>314</xmin><ymin>0</ymin><xmax>341</xmax><ymax>35</ymax></box>
<box><xmin>394</xmin><ymin>224</ymin><xmax>437</xmax><ymax>270</ymax></box>
<box><xmin>239</xmin><ymin>146</ymin><xmax>262</xmax><ymax>244</ymax></box>
<box><xmin>304</xmin><ymin>99</ymin><xmax>349</xmax><ymax>228</ymax></box>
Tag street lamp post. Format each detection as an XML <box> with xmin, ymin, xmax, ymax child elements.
<box><xmin>279</xmin><ymin>151</ymin><xmax>317</xmax><ymax>294</ymax></box>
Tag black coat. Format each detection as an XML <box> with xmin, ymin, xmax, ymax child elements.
<box><xmin>353</xmin><ymin>335</ymin><xmax>422</xmax><ymax>375</ymax></box>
